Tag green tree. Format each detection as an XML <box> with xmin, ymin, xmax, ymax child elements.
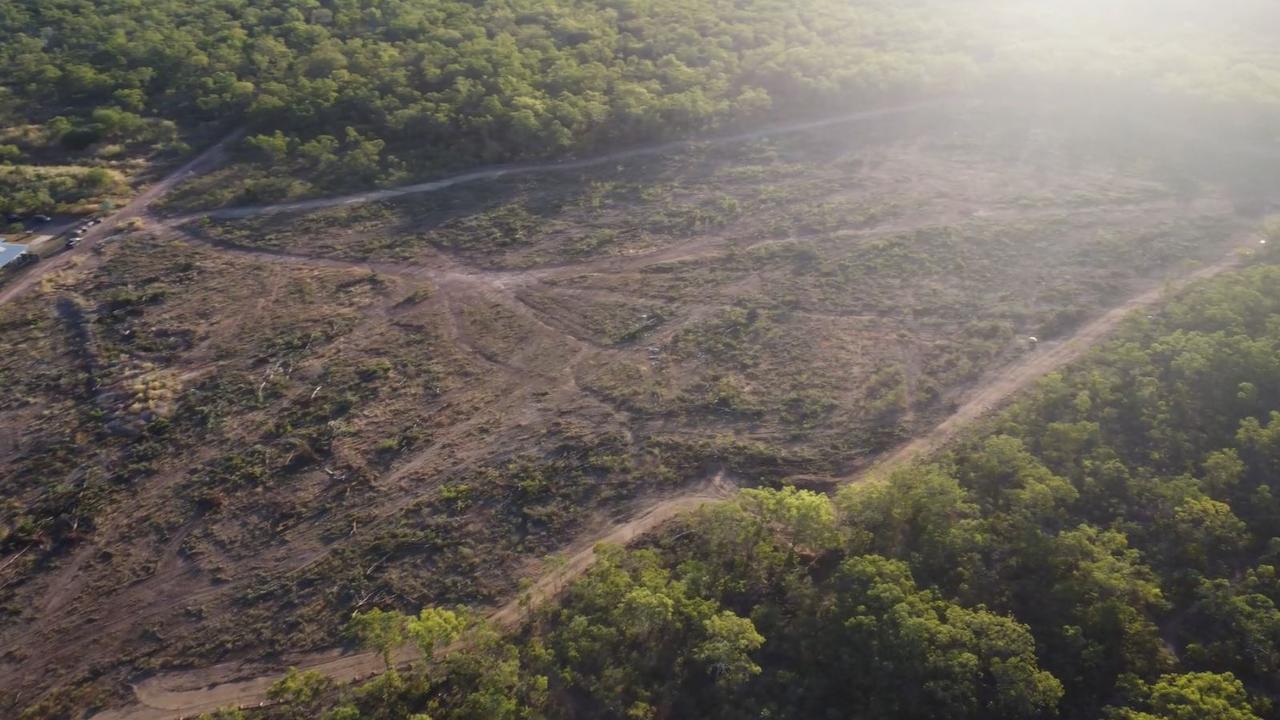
<box><xmin>1108</xmin><ymin>672</ymin><xmax>1261</xmax><ymax>720</ymax></box>
<box><xmin>267</xmin><ymin>668</ymin><xmax>333</xmax><ymax>719</ymax></box>
<box><xmin>348</xmin><ymin>608</ymin><xmax>408</xmax><ymax>670</ymax></box>
<box><xmin>405</xmin><ymin>607</ymin><xmax>467</xmax><ymax>659</ymax></box>
<box><xmin>245</xmin><ymin>131</ymin><xmax>292</xmax><ymax>163</ymax></box>
<box><xmin>820</xmin><ymin>555</ymin><xmax>1063</xmax><ymax>720</ymax></box>
<box><xmin>691</xmin><ymin>611</ymin><xmax>764</xmax><ymax>688</ymax></box>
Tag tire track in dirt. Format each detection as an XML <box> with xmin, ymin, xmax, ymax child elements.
<box><xmin>506</xmin><ymin>290</ymin><xmax>611</xmax><ymax>349</ymax></box>
<box><xmin>164</xmin><ymin>225</ymin><xmax>612</xmax><ymax>357</ymax></box>
<box><xmin>435</xmin><ymin>289</ymin><xmax>511</xmax><ymax>373</ymax></box>
<box><xmin>90</xmin><ymin>237</ymin><xmax>1260</xmax><ymax>720</ymax></box>
<box><xmin>38</xmin><ymin>542</ymin><xmax>97</xmax><ymax>617</ymax></box>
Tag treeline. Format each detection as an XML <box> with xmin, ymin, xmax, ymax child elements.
<box><xmin>0</xmin><ymin>0</ymin><xmax>974</xmax><ymax>189</ymax></box>
<box><xmin>6</xmin><ymin>0</ymin><xmax>1280</xmax><ymax>200</ymax></box>
<box><xmin>225</xmin><ymin>250</ymin><xmax>1280</xmax><ymax>720</ymax></box>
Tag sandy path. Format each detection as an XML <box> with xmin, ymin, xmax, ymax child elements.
<box><xmin>89</xmin><ymin>238</ymin><xmax>1256</xmax><ymax>720</ymax></box>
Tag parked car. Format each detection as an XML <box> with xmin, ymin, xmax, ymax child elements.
<box><xmin>65</xmin><ymin>239</ymin><xmax>79</xmax><ymax>249</ymax></box>
<box><xmin>33</xmin><ymin>214</ymin><xmax>52</xmax><ymax>223</ymax></box>
<box><xmin>4</xmin><ymin>213</ymin><xmax>21</xmax><ymax>224</ymax></box>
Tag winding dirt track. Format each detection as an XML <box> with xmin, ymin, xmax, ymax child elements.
<box><xmin>13</xmin><ymin>99</ymin><xmax>949</xmax><ymax>308</ymax></box>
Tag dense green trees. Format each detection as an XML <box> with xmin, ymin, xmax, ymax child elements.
<box><xmin>1110</xmin><ymin>672</ymin><xmax>1263</xmax><ymax>720</ymax></box>
<box><xmin>0</xmin><ymin>0</ymin><xmax>979</xmax><ymax>195</ymax></box>
<box><xmin>5</xmin><ymin>0</ymin><xmax>1280</xmax><ymax>204</ymax></box>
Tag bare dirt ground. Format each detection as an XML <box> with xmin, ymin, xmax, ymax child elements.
<box><xmin>0</xmin><ymin>99</ymin><xmax>1269</xmax><ymax>720</ymax></box>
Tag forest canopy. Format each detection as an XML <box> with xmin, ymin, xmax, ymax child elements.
<box><xmin>0</xmin><ymin>0</ymin><xmax>975</xmax><ymax>184</ymax></box>
<box><xmin>3</xmin><ymin>0</ymin><xmax>1280</xmax><ymax>206</ymax></box>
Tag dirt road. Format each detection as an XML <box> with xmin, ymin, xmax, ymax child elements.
<box><xmin>173</xmin><ymin>99</ymin><xmax>948</xmax><ymax>223</ymax></box>
<box><xmin>88</xmin><ymin>240</ymin><xmax>1255</xmax><ymax>720</ymax></box>
<box><xmin>0</xmin><ymin>131</ymin><xmax>242</xmax><ymax>309</ymax></box>
<box><xmin>858</xmin><ymin>251</ymin><xmax>1247</xmax><ymax>479</ymax></box>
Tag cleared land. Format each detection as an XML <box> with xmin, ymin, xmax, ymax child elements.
<box><xmin>1</xmin><ymin>100</ymin><xmax>1274</xmax><ymax>718</ymax></box>
<box><xmin>92</xmin><ymin>243</ymin><xmax>1255</xmax><ymax>720</ymax></box>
